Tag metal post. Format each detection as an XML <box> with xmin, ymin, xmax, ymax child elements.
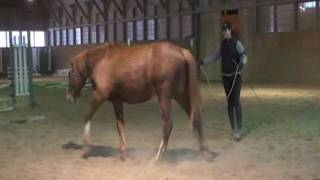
<box><xmin>316</xmin><ymin>0</ymin><xmax>319</xmax><ymax>30</ymax></box>
<box><xmin>193</xmin><ymin>0</ymin><xmax>200</xmax><ymax>59</ymax></box>
<box><xmin>88</xmin><ymin>2</ymin><xmax>92</xmax><ymax>43</ymax></box>
<box><xmin>123</xmin><ymin>1</ymin><xmax>127</xmax><ymax>42</ymax></box>
<box><xmin>96</xmin><ymin>14</ymin><xmax>100</xmax><ymax>43</ymax></box>
<box><xmin>133</xmin><ymin>8</ymin><xmax>137</xmax><ymax>41</ymax></box>
<box><xmin>114</xmin><ymin>11</ymin><xmax>117</xmax><ymax>42</ymax></box>
<box><xmin>10</xmin><ymin>48</ymin><xmax>16</xmax><ymax>109</ymax></box>
<box><xmin>143</xmin><ymin>0</ymin><xmax>148</xmax><ymax>41</ymax></box>
<box><xmin>27</xmin><ymin>47</ymin><xmax>35</xmax><ymax>107</ymax></box>
<box><xmin>294</xmin><ymin>2</ymin><xmax>298</xmax><ymax>31</ymax></box>
<box><xmin>17</xmin><ymin>47</ymin><xmax>22</xmax><ymax>96</ymax></box>
<box><xmin>154</xmin><ymin>5</ymin><xmax>158</xmax><ymax>40</ymax></box>
<box><xmin>166</xmin><ymin>0</ymin><xmax>171</xmax><ymax>39</ymax></box>
<box><xmin>274</xmin><ymin>5</ymin><xmax>278</xmax><ymax>32</ymax></box>
<box><xmin>178</xmin><ymin>1</ymin><xmax>182</xmax><ymax>39</ymax></box>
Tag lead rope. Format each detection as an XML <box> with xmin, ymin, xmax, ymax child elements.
<box><xmin>200</xmin><ymin>66</ymin><xmax>220</xmax><ymax>103</ymax></box>
<box><xmin>226</xmin><ymin>63</ymin><xmax>240</xmax><ymax>99</ymax></box>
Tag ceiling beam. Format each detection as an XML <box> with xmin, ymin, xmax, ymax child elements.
<box><xmin>159</xmin><ymin>0</ymin><xmax>169</xmax><ymax>11</ymax></box>
<box><xmin>104</xmin><ymin>0</ymin><xmax>112</xmax><ymax>10</ymax></box>
<box><xmin>111</xmin><ymin>0</ymin><xmax>124</xmax><ymax>16</ymax></box>
<box><xmin>133</xmin><ymin>0</ymin><xmax>144</xmax><ymax>14</ymax></box>
<box><xmin>41</xmin><ymin>0</ymin><xmax>60</xmax><ymax>22</ymax></box>
<box><xmin>185</xmin><ymin>0</ymin><xmax>193</xmax><ymax>8</ymax></box>
<box><xmin>122</xmin><ymin>0</ymin><xmax>129</xmax><ymax>9</ymax></box>
<box><xmin>58</xmin><ymin>0</ymin><xmax>74</xmax><ymax>21</ymax></box>
<box><xmin>92</xmin><ymin>0</ymin><xmax>105</xmax><ymax>18</ymax></box>
<box><xmin>75</xmin><ymin>0</ymin><xmax>89</xmax><ymax>20</ymax></box>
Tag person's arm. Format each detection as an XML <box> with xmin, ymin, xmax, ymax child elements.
<box><xmin>201</xmin><ymin>44</ymin><xmax>221</xmax><ymax>65</ymax></box>
<box><xmin>236</xmin><ymin>40</ymin><xmax>248</xmax><ymax>65</ymax></box>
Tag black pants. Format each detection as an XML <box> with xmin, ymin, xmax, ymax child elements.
<box><xmin>222</xmin><ymin>74</ymin><xmax>242</xmax><ymax>131</ymax></box>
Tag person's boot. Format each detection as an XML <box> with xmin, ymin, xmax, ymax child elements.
<box><xmin>232</xmin><ymin>105</ymin><xmax>247</xmax><ymax>141</ymax></box>
<box><xmin>227</xmin><ymin>105</ymin><xmax>235</xmax><ymax>130</ymax></box>
<box><xmin>228</xmin><ymin>105</ymin><xmax>239</xmax><ymax>140</ymax></box>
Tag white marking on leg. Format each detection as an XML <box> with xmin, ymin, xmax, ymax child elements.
<box><xmin>83</xmin><ymin>121</ymin><xmax>91</xmax><ymax>145</ymax></box>
<box><xmin>84</xmin><ymin>121</ymin><xmax>91</xmax><ymax>137</ymax></box>
<box><xmin>155</xmin><ymin>140</ymin><xmax>165</xmax><ymax>160</ymax></box>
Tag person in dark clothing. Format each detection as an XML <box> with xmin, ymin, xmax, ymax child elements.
<box><xmin>200</xmin><ymin>21</ymin><xmax>248</xmax><ymax>141</ymax></box>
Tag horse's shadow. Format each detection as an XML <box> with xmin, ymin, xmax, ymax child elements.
<box><xmin>62</xmin><ymin>142</ymin><xmax>118</xmax><ymax>159</ymax></box>
<box><xmin>164</xmin><ymin>148</ymin><xmax>217</xmax><ymax>163</ymax></box>
<box><xmin>62</xmin><ymin>141</ymin><xmax>218</xmax><ymax>163</ymax></box>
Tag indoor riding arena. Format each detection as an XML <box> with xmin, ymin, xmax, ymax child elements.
<box><xmin>0</xmin><ymin>0</ymin><xmax>319</xmax><ymax>180</ymax></box>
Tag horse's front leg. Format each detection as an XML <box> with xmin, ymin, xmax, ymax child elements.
<box><xmin>112</xmin><ymin>102</ymin><xmax>127</xmax><ymax>161</ymax></box>
<box><xmin>83</xmin><ymin>91</ymin><xmax>105</xmax><ymax>148</ymax></box>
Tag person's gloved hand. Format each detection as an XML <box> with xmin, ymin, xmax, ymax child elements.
<box><xmin>199</xmin><ymin>59</ymin><xmax>204</xmax><ymax>66</ymax></box>
<box><xmin>241</xmin><ymin>55</ymin><xmax>248</xmax><ymax>65</ymax></box>
<box><xmin>239</xmin><ymin>61</ymin><xmax>244</xmax><ymax>71</ymax></box>
<box><xmin>239</xmin><ymin>55</ymin><xmax>247</xmax><ymax>70</ymax></box>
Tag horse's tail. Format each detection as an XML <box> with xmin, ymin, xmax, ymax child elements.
<box><xmin>181</xmin><ymin>49</ymin><xmax>201</xmax><ymax>126</ymax></box>
<box><xmin>181</xmin><ymin>49</ymin><xmax>207</xmax><ymax>152</ymax></box>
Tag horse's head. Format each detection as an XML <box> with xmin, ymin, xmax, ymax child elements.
<box><xmin>66</xmin><ymin>52</ymin><xmax>88</xmax><ymax>103</ymax></box>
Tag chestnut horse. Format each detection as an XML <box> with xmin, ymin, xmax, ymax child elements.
<box><xmin>66</xmin><ymin>42</ymin><xmax>207</xmax><ymax>161</ymax></box>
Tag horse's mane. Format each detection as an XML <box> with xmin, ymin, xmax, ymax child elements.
<box><xmin>71</xmin><ymin>43</ymin><xmax>124</xmax><ymax>75</ymax></box>
<box><xmin>71</xmin><ymin>50</ymin><xmax>88</xmax><ymax>74</ymax></box>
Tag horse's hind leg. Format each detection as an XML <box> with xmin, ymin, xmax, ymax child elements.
<box><xmin>112</xmin><ymin>102</ymin><xmax>127</xmax><ymax>161</ymax></box>
<box><xmin>174</xmin><ymin>93</ymin><xmax>190</xmax><ymax>116</ymax></box>
<box><xmin>192</xmin><ymin>110</ymin><xmax>208</xmax><ymax>152</ymax></box>
<box><xmin>175</xmin><ymin>93</ymin><xmax>207</xmax><ymax>152</ymax></box>
<box><xmin>154</xmin><ymin>95</ymin><xmax>173</xmax><ymax>161</ymax></box>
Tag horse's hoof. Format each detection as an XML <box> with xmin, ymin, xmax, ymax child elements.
<box><xmin>117</xmin><ymin>152</ymin><xmax>127</xmax><ymax>162</ymax></box>
<box><xmin>119</xmin><ymin>155</ymin><xmax>126</xmax><ymax>161</ymax></box>
<box><xmin>148</xmin><ymin>157</ymin><xmax>161</xmax><ymax>166</ymax></box>
<box><xmin>201</xmin><ymin>150</ymin><xmax>214</xmax><ymax>162</ymax></box>
<box><xmin>82</xmin><ymin>146</ymin><xmax>91</xmax><ymax>159</ymax></box>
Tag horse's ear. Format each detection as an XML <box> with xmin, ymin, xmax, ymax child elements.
<box><xmin>84</xmin><ymin>54</ymin><xmax>89</xmax><ymax>67</ymax></box>
<box><xmin>81</xmin><ymin>50</ymin><xmax>88</xmax><ymax>70</ymax></box>
<box><xmin>84</xmin><ymin>57</ymin><xmax>91</xmax><ymax>74</ymax></box>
